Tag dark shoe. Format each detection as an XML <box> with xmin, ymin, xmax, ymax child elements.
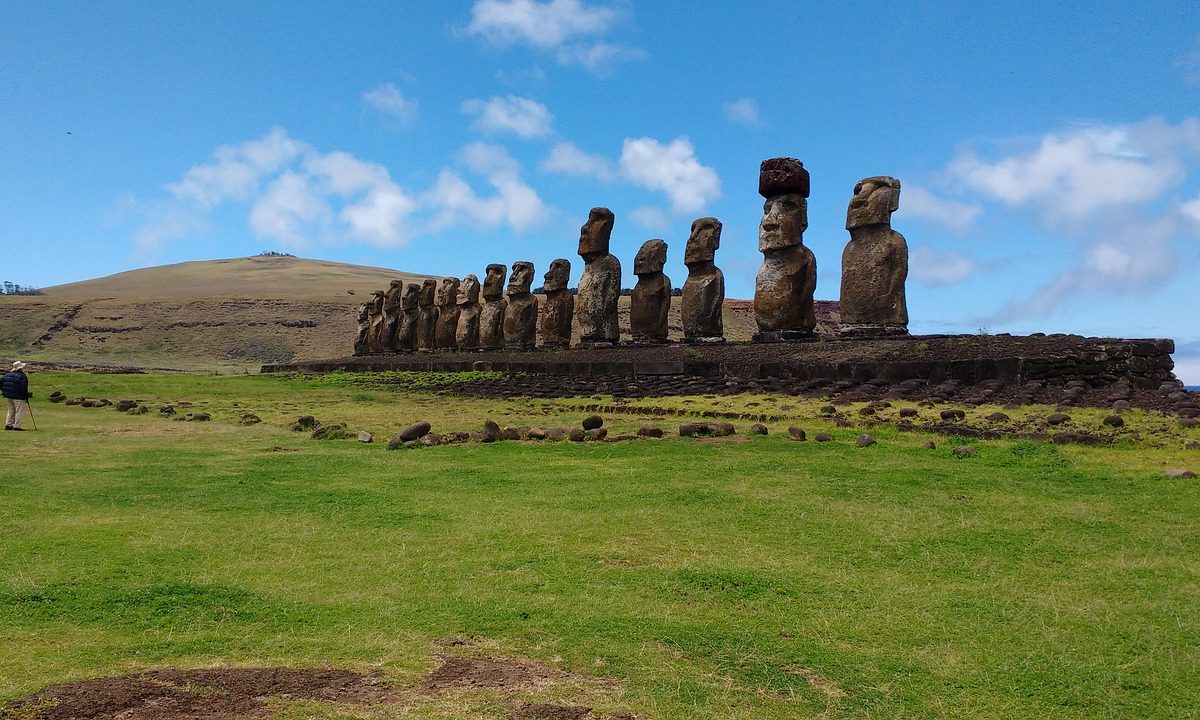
<box><xmin>3</xmin><ymin>426</ymin><xmax>10</xmax><ymax>430</ymax></box>
<box><xmin>10</xmin><ymin>427</ymin><xmax>24</xmax><ymax>431</ymax></box>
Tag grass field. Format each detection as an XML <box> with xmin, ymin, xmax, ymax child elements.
<box><xmin>1</xmin><ymin>372</ymin><xmax>1198</xmax><ymax>719</ymax></box>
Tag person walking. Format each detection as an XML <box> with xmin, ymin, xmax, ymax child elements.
<box><xmin>3</xmin><ymin>361</ymin><xmax>32</xmax><ymax>431</ymax></box>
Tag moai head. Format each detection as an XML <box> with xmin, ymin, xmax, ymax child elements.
<box><xmin>543</xmin><ymin>258</ymin><xmax>571</xmax><ymax>292</ymax></box>
<box><xmin>401</xmin><ymin>283</ymin><xmax>420</xmax><ymax>310</ymax></box>
<box><xmin>357</xmin><ymin>302</ymin><xmax>369</xmax><ymax>322</ymax></box>
<box><xmin>634</xmin><ymin>239</ymin><xmax>668</xmax><ymax>276</ymax></box>
<box><xmin>418</xmin><ymin>278</ymin><xmax>437</xmax><ymax>307</ymax></box>
<box><xmin>578</xmin><ymin>207</ymin><xmax>615</xmax><ymax>260</ymax></box>
<box><xmin>508</xmin><ymin>261</ymin><xmax>535</xmax><ymax>296</ymax></box>
<box><xmin>846</xmin><ymin>176</ymin><xmax>901</xmax><ymax>230</ymax></box>
<box><xmin>684</xmin><ymin>217</ymin><xmax>722</xmax><ymax>267</ymax></box>
<box><xmin>436</xmin><ymin>277</ymin><xmax>460</xmax><ymax>307</ymax></box>
<box><xmin>384</xmin><ymin>280</ymin><xmax>404</xmax><ymax>308</ymax></box>
<box><xmin>370</xmin><ymin>291</ymin><xmax>386</xmax><ymax>313</ymax></box>
<box><xmin>459</xmin><ymin>274</ymin><xmax>480</xmax><ymax>304</ymax></box>
<box><xmin>483</xmin><ymin>263</ymin><xmax>507</xmax><ymax>300</ymax></box>
<box><xmin>758</xmin><ymin>157</ymin><xmax>810</xmax><ymax>253</ymax></box>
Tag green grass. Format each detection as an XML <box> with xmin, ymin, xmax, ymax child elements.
<box><xmin>1</xmin><ymin>372</ymin><xmax>1198</xmax><ymax>718</ymax></box>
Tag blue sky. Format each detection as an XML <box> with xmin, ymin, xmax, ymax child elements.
<box><xmin>4</xmin><ymin>1</ymin><xmax>1200</xmax><ymax>381</ymax></box>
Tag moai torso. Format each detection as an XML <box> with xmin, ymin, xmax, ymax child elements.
<box><xmin>455</xmin><ymin>274</ymin><xmax>482</xmax><ymax>351</ymax></box>
<box><xmin>503</xmin><ymin>261</ymin><xmax>539</xmax><ymax>350</ymax></box>
<box><xmin>414</xmin><ymin>279</ymin><xmax>439</xmax><ymax>350</ymax></box>
<box><xmin>540</xmin><ymin>258</ymin><xmax>574</xmax><ymax>348</ymax></box>
<box><xmin>381</xmin><ymin>280</ymin><xmax>404</xmax><ymax>352</ymax></box>
<box><xmin>479</xmin><ymin>264</ymin><xmax>507</xmax><ymax>350</ymax></box>
<box><xmin>434</xmin><ymin>277</ymin><xmax>461</xmax><ymax>350</ymax></box>
<box><xmin>630</xmin><ymin>239</ymin><xmax>671</xmax><ymax>342</ymax></box>
<box><xmin>681</xmin><ymin>217</ymin><xmax>725</xmax><ymax>340</ymax></box>
<box><xmin>839</xmin><ymin>176</ymin><xmax>908</xmax><ymax>335</ymax></box>
<box><xmin>753</xmin><ymin>158</ymin><xmax>817</xmax><ymax>338</ymax></box>
<box><xmin>353</xmin><ymin>302</ymin><xmax>370</xmax><ymax>356</ymax></box>
<box><xmin>366</xmin><ymin>291</ymin><xmax>387</xmax><ymax>354</ymax></box>
<box><xmin>575</xmin><ymin>207</ymin><xmax>621</xmax><ymax>345</ymax></box>
<box><xmin>396</xmin><ymin>283</ymin><xmax>420</xmax><ymax>351</ymax></box>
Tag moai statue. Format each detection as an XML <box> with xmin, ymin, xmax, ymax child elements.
<box><xmin>455</xmin><ymin>274</ymin><xmax>482</xmax><ymax>351</ymax></box>
<box><xmin>574</xmin><ymin>207</ymin><xmax>621</xmax><ymax>346</ymax></box>
<box><xmin>681</xmin><ymin>217</ymin><xmax>725</xmax><ymax>342</ymax></box>
<box><xmin>839</xmin><ymin>176</ymin><xmax>908</xmax><ymax>336</ymax></box>
<box><xmin>434</xmin><ymin>277</ymin><xmax>461</xmax><ymax>350</ymax></box>
<box><xmin>503</xmin><ymin>261</ymin><xmax>539</xmax><ymax>350</ymax></box>
<box><xmin>540</xmin><ymin>258</ymin><xmax>574</xmax><ymax>349</ymax></box>
<box><xmin>353</xmin><ymin>302</ymin><xmax>370</xmax><ymax>356</ymax></box>
<box><xmin>366</xmin><ymin>290</ymin><xmax>386</xmax><ymax>354</ymax></box>
<box><xmin>479</xmin><ymin>263</ymin><xmax>508</xmax><ymax>350</ymax></box>
<box><xmin>396</xmin><ymin>283</ymin><xmax>420</xmax><ymax>351</ymax></box>
<box><xmin>381</xmin><ymin>280</ymin><xmax>404</xmax><ymax>352</ymax></box>
<box><xmin>630</xmin><ymin>239</ymin><xmax>671</xmax><ymax>343</ymax></box>
<box><xmin>414</xmin><ymin>278</ymin><xmax>439</xmax><ymax>351</ymax></box>
<box><xmin>753</xmin><ymin>157</ymin><xmax>817</xmax><ymax>340</ymax></box>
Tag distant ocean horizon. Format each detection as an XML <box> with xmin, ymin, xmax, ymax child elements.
<box><xmin>1187</xmin><ymin>386</ymin><xmax>1199</xmax><ymax>392</ymax></box>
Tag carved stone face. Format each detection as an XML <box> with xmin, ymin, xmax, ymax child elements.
<box><xmin>634</xmin><ymin>239</ymin><xmax>668</xmax><ymax>275</ymax></box>
<box><xmin>459</xmin><ymin>274</ymin><xmax>480</xmax><ymax>304</ymax></box>
<box><xmin>483</xmin><ymin>263</ymin><xmax>507</xmax><ymax>300</ymax></box>
<box><xmin>846</xmin><ymin>176</ymin><xmax>901</xmax><ymax>230</ymax></box>
<box><xmin>370</xmin><ymin>292</ymin><xmax>386</xmax><ymax>313</ymax></box>
<box><xmin>578</xmin><ymin>206</ymin><xmax>615</xmax><ymax>258</ymax></box>
<box><xmin>436</xmin><ymin>277</ymin><xmax>460</xmax><ymax>307</ymax></box>
<box><xmin>543</xmin><ymin>258</ymin><xmax>571</xmax><ymax>292</ymax></box>
<box><xmin>357</xmin><ymin>302</ymin><xmax>369</xmax><ymax>321</ymax></box>
<box><xmin>418</xmin><ymin>279</ymin><xmax>437</xmax><ymax>307</ymax></box>
<box><xmin>401</xmin><ymin>283</ymin><xmax>420</xmax><ymax>310</ymax></box>
<box><xmin>758</xmin><ymin>193</ymin><xmax>808</xmax><ymax>252</ymax></box>
<box><xmin>685</xmin><ymin>217</ymin><xmax>722</xmax><ymax>266</ymax></box>
<box><xmin>508</xmin><ymin>261</ymin><xmax>534</xmax><ymax>295</ymax></box>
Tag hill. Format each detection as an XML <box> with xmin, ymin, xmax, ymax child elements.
<box><xmin>0</xmin><ymin>255</ymin><xmax>432</xmax><ymax>371</ymax></box>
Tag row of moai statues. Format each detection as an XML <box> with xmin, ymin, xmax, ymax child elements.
<box><xmin>752</xmin><ymin>157</ymin><xmax>907</xmax><ymax>339</ymax></box>
<box><xmin>354</xmin><ymin>210</ymin><xmax>727</xmax><ymax>354</ymax></box>
<box><xmin>354</xmin><ymin>156</ymin><xmax>907</xmax><ymax>354</ymax></box>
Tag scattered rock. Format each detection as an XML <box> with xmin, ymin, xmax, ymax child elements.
<box><xmin>527</xmin><ymin>428</ymin><xmax>547</xmax><ymax>440</ymax></box>
<box><xmin>581</xmin><ymin>414</ymin><xmax>604</xmax><ymax>430</ymax></box>
<box><xmin>856</xmin><ymin>434</ymin><xmax>877</xmax><ymax>447</ymax></box>
<box><xmin>357</xmin><ymin>431</ymin><xmax>373</xmax><ymax>443</ymax></box>
<box><xmin>399</xmin><ymin>421</ymin><xmax>432</xmax><ymax>442</ymax></box>
<box><xmin>787</xmin><ymin>426</ymin><xmax>807</xmax><ymax>442</ymax></box>
<box><xmin>158</xmin><ymin>404</ymin><xmax>175</xmax><ymax>416</ymax></box>
<box><xmin>1046</xmin><ymin>413</ymin><xmax>1071</xmax><ymax>425</ymax></box>
<box><xmin>116</xmin><ymin>400</ymin><xmax>138</xmax><ymax>412</ymax></box>
<box><xmin>568</xmin><ymin>428</ymin><xmax>586</xmax><ymax>442</ymax></box>
<box><xmin>637</xmin><ymin>426</ymin><xmax>664</xmax><ymax>438</ymax></box>
<box><xmin>189</xmin><ymin>412</ymin><xmax>211</xmax><ymax>422</ymax></box>
<box><xmin>1102</xmin><ymin>415</ymin><xmax>1125</xmax><ymax>428</ymax></box>
<box><xmin>679</xmin><ymin>422</ymin><xmax>701</xmax><ymax>437</ymax></box>
<box><xmin>311</xmin><ymin>423</ymin><xmax>353</xmax><ymax>440</ymax></box>
<box><xmin>748</xmin><ymin>423</ymin><xmax>768</xmax><ymax>435</ymax></box>
<box><xmin>814</xmin><ymin>432</ymin><xmax>834</xmax><ymax>442</ymax></box>
<box><xmin>939</xmin><ymin>409</ymin><xmax>965</xmax><ymax>421</ymax></box>
<box><xmin>386</xmin><ymin>433</ymin><xmax>408</xmax><ymax>449</ymax></box>
<box><xmin>500</xmin><ymin>426</ymin><xmax>521</xmax><ymax>441</ymax></box>
<box><xmin>1179</xmin><ymin>418</ymin><xmax>1198</xmax><ymax>428</ymax></box>
<box><xmin>985</xmin><ymin>412</ymin><xmax>1009</xmax><ymax>422</ymax></box>
<box><xmin>545</xmin><ymin>427</ymin><xmax>567</xmax><ymax>441</ymax></box>
<box><xmin>1185</xmin><ymin>441</ymin><xmax>1199</xmax><ymax>450</ymax></box>
<box><xmin>898</xmin><ymin>407</ymin><xmax>919</xmax><ymax>418</ymax></box>
<box><xmin>239</xmin><ymin>412</ymin><xmax>261</xmax><ymax>425</ymax></box>
<box><xmin>48</xmin><ymin>390</ymin><xmax>65</xmax><ymax>403</ymax></box>
<box><xmin>952</xmin><ymin>445</ymin><xmax>977</xmax><ymax>457</ymax></box>
<box><xmin>420</xmin><ymin>433</ymin><xmax>442</xmax><ymax>446</ymax></box>
<box><xmin>1112</xmin><ymin>399</ymin><xmax>1131</xmax><ymax>413</ymax></box>
<box><xmin>585</xmin><ymin>427</ymin><xmax>608</xmax><ymax>441</ymax></box>
<box><xmin>921</xmin><ymin>440</ymin><xmax>936</xmax><ymax>449</ymax></box>
<box><xmin>294</xmin><ymin>415</ymin><xmax>318</xmax><ymax>429</ymax></box>
<box><xmin>481</xmin><ymin>420</ymin><xmax>501</xmax><ymax>443</ymax></box>
<box><xmin>1164</xmin><ymin>468</ymin><xmax>1195</xmax><ymax>478</ymax></box>
<box><xmin>858</xmin><ymin>406</ymin><xmax>876</xmax><ymax>416</ymax></box>
<box><xmin>711</xmin><ymin>422</ymin><xmax>735</xmax><ymax>436</ymax></box>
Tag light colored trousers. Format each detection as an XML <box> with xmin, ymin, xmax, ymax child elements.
<box><xmin>5</xmin><ymin>399</ymin><xmax>26</xmax><ymax>429</ymax></box>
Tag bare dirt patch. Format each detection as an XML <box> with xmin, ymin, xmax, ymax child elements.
<box><xmin>421</xmin><ymin>656</ymin><xmax>567</xmax><ymax>693</ymax></box>
<box><xmin>512</xmin><ymin>702</ymin><xmax>593</xmax><ymax>719</ymax></box>
<box><xmin>2</xmin><ymin>668</ymin><xmax>396</xmax><ymax>720</ymax></box>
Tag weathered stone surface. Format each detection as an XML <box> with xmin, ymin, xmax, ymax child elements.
<box><xmin>545</xmin><ymin>427</ymin><xmax>567</xmax><ymax>440</ymax></box>
<box><xmin>986</xmin><ymin>412</ymin><xmax>1010</xmax><ymax>422</ymax></box>
<box><xmin>1047</xmin><ymin>413</ymin><xmax>1071</xmax><ymax>425</ymax></box>
<box><xmin>434</xmin><ymin>277</ymin><xmax>461</xmax><ymax>350</ymax></box>
<box><xmin>952</xmin><ymin>445</ymin><xmax>977</xmax><ymax>457</ymax></box>
<box><xmin>637</xmin><ymin>425</ymin><xmax>664</xmax><ymax>438</ymax></box>
<box><xmin>679</xmin><ymin>422</ymin><xmax>701</xmax><ymax>437</ymax></box>
<box><xmin>940</xmin><ymin>409</ymin><xmax>965</xmax><ymax>421</ymax></box>
<box><xmin>749</xmin><ymin>423</ymin><xmax>768</xmax><ymax>435</ymax></box>
<box><xmin>585</xmin><ymin>427</ymin><xmax>608</xmax><ymax>441</ymax></box>
<box><xmin>396</xmin><ymin>283</ymin><xmax>421</xmax><ymax>352</ymax></box>
<box><xmin>540</xmin><ymin>258</ymin><xmax>574</xmax><ymax>348</ymax></box>
<box><xmin>630</xmin><ymin>239</ymin><xmax>671</xmax><ymax>342</ymax></box>
<box><xmin>814</xmin><ymin>432</ymin><xmax>834</xmax><ymax>442</ymax></box>
<box><xmin>921</xmin><ymin>440</ymin><xmax>936</xmax><ymax>449</ymax></box>
<box><xmin>839</xmin><ymin>176</ymin><xmax>908</xmax><ymax>336</ymax></box>
<box><xmin>479</xmin><ymin>264</ymin><xmax>507</xmax><ymax>351</ymax></box>
<box><xmin>1102</xmin><ymin>414</ymin><xmax>1125</xmax><ymax>427</ymax></box>
<box><xmin>1164</xmin><ymin>469</ymin><xmax>1195</xmax><ymax>478</ymax></box>
<box><xmin>481</xmin><ymin>419</ymin><xmax>500</xmax><ymax>443</ymax></box>
<box><xmin>755</xmin><ymin>160</ymin><xmax>816</xmax><ymax>337</ymax></box>
<box><xmin>399</xmin><ymin>421</ymin><xmax>432</xmax><ymax>442</ymax></box>
<box><xmin>414</xmin><ymin>279</ymin><xmax>439</xmax><ymax>351</ymax></box>
<box><xmin>358</xmin><ymin>431</ymin><xmax>373</xmax><ymax>443</ymax></box>
<box><xmin>856</xmin><ymin>434</ymin><xmax>877</xmax><ymax>447</ymax></box>
<box><xmin>503</xmin><ymin>261</ymin><xmax>538</xmax><ymax>350</ymax></box>
<box><xmin>353</xmin><ymin>302</ymin><xmax>370</xmax><ymax>356</ymax></box>
<box><xmin>681</xmin><ymin>217</ymin><xmax>725</xmax><ymax>340</ymax></box>
<box><xmin>365</xmin><ymin>291</ymin><xmax>386</xmax><ymax>353</ymax></box>
<box><xmin>455</xmin><ymin>274</ymin><xmax>482</xmax><ymax>351</ymax></box>
<box><xmin>568</xmin><ymin>428</ymin><xmax>586</xmax><ymax>442</ymax></box>
<box><xmin>787</xmin><ymin>426</ymin><xmax>807</xmax><ymax>441</ymax></box>
<box><xmin>380</xmin><ymin>280</ymin><xmax>405</xmax><ymax>352</ymax></box>
<box><xmin>581</xmin><ymin>414</ymin><xmax>604</xmax><ymax>430</ymax></box>
<box><xmin>575</xmin><ymin>207</ymin><xmax>621</xmax><ymax>345</ymax></box>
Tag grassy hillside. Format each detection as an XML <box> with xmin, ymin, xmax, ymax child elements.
<box><xmin>0</xmin><ymin>255</ymin><xmax>433</xmax><ymax>371</ymax></box>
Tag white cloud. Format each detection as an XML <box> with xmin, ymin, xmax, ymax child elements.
<box><xmin>462</xmin><ymin>95</ymin><xmax>554</xmax><ymax>139</ymax></box>
<box><xmin>341</xmin><ymin>184</ymin><xmax>419</xmax><ymax>247</ymax></box>
<box><xmin>424</xmin><ymin>142</ymin><xmax>548</xmax><ymax>232</ymax></box>
<box><xmin>168</xmin><ymin>127</ymin><xmax>306</xmax><ymax>208</ymax></box>
<box><xmin>908</xmin><ymin>246</ymin><xmax>979</xmax><ymax>286</ymax></box>
<box><xmin>723</xmin><ymin>97</ymin><xmax>761</xmax><ymax>126</ymax></box>
<box><xmin>1183</xmin><ymin>195</ymin><xmax>1200</xmax><ymax>225</ymax></box>
<box><xmin>900</xmin><ymin>185</ymin><xmax>982</xmax><ymax>234</ymax></box>
<box><xmin>540</xmin><ymin>141</ymin><xmax>615</xmax><ymax>181</ymax></box>
<box><xmin>555</xmin><ymin>41</ymin><xmax>646</xmax><ymax>74</ymax></box>
<box><xmin>361</xmin><ymin>83</ymin><xmax>418</xmax><ymax>124</ymax></box>
<box><xmin>466</xmin><ymin>0</ymin><xmax>620</xmax><ymax>48</ymax></box>
<box><xmin>629</xmin><ymin>206</ymin><xmax>670</xmax><ymax>232</ymax></box>
<box><xmin>249</xmin><ymin>172</ymin><xmax>330</xmax><ymax>246</ymax></box>
<box><xmin>619</xmin><ymin>136</ymin><xmax>721</xmax><ymax>214</ymax></box>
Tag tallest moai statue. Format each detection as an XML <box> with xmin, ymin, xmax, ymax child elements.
<box><xmin>753</xmin><ymin>158</ymin><xmax>817</xmax><ymax>341</ymax></box>
<box><xmin>575</xmin><ymin>207</ymin><xmax>621</xmax><ymax>346</ymax></box>
<box><xmin>839</xmin><ymin>176</ymin><xmax>908</xmax><ymax>336</ymax></box>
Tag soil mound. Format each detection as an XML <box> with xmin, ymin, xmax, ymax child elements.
<box><xmin>421</xmin><ymin>656</ymin><xmax>566</xmax><ymax>692</ymax></box>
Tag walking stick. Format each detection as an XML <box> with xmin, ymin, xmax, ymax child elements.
<box><xmin>24</xmin><ymin>400</ymin><xmax>36</xmax><ymax>431</ymax></box>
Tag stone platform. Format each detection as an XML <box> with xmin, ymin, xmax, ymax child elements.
<box><xmin>264</xmin><ymin>333</ymin><xmax>1177</xmax><ymax>389</ymax></box>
